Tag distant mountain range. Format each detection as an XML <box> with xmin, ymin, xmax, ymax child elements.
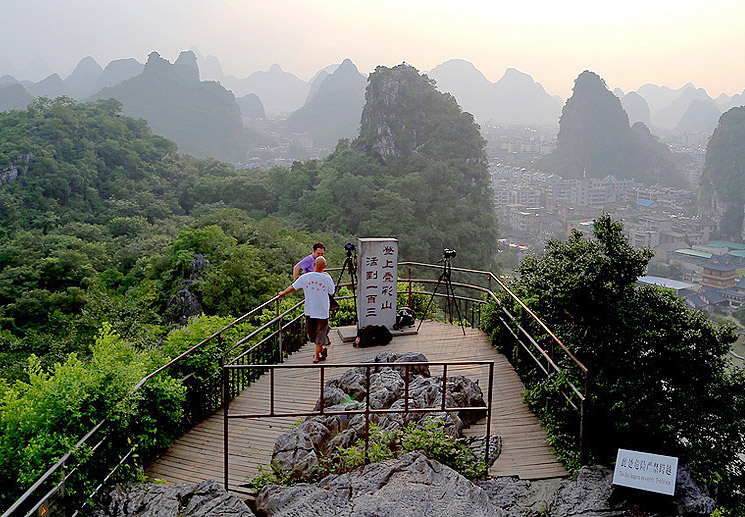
<box><xmin>284</xmin><ymin>58</ymin><xmax>366</xmax><ymax>148</ymax></box>
<box><xmin>540</xmin><ymin>70</ymin><xmax>680</xmax><ymax>185</ymax></box>
<box><xmin>90</xmin><ymin>51</ymin><xmax>263</xmax><ymax>160</ymax></box>
<box><xmin>426</xmin><ymin>59</ymin><xmax>562</xmax><ymax>125</ymax></box>
<box><xmin>3</xmin><ymin>50</ymin><xmax>745</xmax><ymax>152</ymax></box>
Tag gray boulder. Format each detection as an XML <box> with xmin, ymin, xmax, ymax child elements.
<box><xmin>266</xmin><ymin>353</ymin><xmax>492</xmax><ymax>480</ymax></box>
<box><xmin>94</xmin><ymin>479</ymin><xmax>253</xmax><ymax>516</ymax></box>
<box><xmin>255</xmin><ymin>451</ymin><xmax>506</xmax><ymax>517</ymax></box>
<box><xmin>674</xmin><ymin>466</ymin><xmax>716</xmax><ymax>516</ymax></box>
<box><xmin>548</xmin><ymin>466</ymin><xmax>626</xmax><ymax>516</ymax></box>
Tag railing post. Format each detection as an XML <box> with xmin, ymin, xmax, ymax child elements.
<box><xmin>485</xmin><ymin>362</ymin><xmax>494</xmax><ymax>472</ymax></box>
<box><xmin>61</xmin><ymin>458</ymin><xmax>67</xmax><ymax>517</ymax></box>
<box><xmin>580</xmin><ymin>371</ymin><xmax>590</xmax><ymax>463</ymax></box>
<box><xmin>408</xmin><ymin>266</ymin><xmax>412</xmax><ymax>309</ymax></box>
<box><xmin>277</xmin><ymin>298</ymin><xmax>283</xmax><ymax>361</ymax></box>
<box><xmin>364</xmin><ymin>365</ymin><xmax>371</xmax><ymax>464</ymax></box>
<box><xmin>221</xmin><ymin>356</ymin><xmax>229</xmax><ymax>491</ymax></box>
<box><xmin>440</xmin><ymin>365</ymin><xmax>448</xmax><ymax>411</ymax></box>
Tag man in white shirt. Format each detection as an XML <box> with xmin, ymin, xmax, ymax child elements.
<box><xmin>279</xmin><ymin>256</ymin><xmax>335</xmax><ymax>363</ymax></box>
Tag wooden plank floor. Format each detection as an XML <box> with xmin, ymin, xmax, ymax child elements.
<box><xmin>145</xmin><ymin>321</ymin><xmax>567</xmax><ymax>497</ymax></box>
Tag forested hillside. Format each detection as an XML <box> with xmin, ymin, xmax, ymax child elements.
<box><xmin>698</xmin><ymin>107</ymin><xmax>745</xmax><ymax>240</ymax></box>
<box><xmin>259</xmin><ymin>64</ymin><xmax>499</xmax><ymax>267</ymax></box>
<box><xmin>541</xmin><ymin>71</ymin><xmax>681</xmax><ymax>185</ymax></box>
<box><xmin>0</xmin><ymin>97</ymin><xmax>340</xmax><ymax>380</ymax></box>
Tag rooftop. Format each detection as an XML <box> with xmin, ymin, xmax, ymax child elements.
<box><xmin>673</xmin><ymin>248</ymin><xmax>712</xmax><ymax>259</ymax></box>
<box><xmin>707</xmin><ymin>241</ymin><xmax>745</xmax><ymax>250</ymax></box>
<box><xmin>638</xmin><ymin>276</ymin><xmax>696</xmax><ymax>291</ymax></box>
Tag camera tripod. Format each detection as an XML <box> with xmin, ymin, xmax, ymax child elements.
<box><xmin>336</xmin><ymin>247</ymin><xmax>358</xmax><ymax>323</ymax></box>
<box><xmin>417</xmin><ymin>254</ymin><xmax>466</xmax><ymax>335</ymax></box>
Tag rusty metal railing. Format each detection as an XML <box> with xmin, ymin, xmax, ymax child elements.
<box><xmin>397</xmin><ymin>262</ymin><xmax>589</xmax><ymax>458</ymax></box>
<box><xmin>222</xmin><ymin>360</ymin><xmax>495</xmax><ymax>491</ymax></box>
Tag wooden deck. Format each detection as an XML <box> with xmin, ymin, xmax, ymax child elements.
<box><xmin>145</xmin><ymin>321</ymin><xmax>567</xmax><ymax>497</ymax></box>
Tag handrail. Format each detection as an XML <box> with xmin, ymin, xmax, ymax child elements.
<box><xmin>222</xmin><ymin>360</ymin><xmax>496</xmax><ymax>491</ymax></box>
<box><xmin>400</xmin><ymin>262</ymin><xmax>587</xmax><ymax>373</ymax></box>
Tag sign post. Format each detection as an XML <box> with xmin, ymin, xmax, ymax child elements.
<box><xmin>357</xmin><ymin>238</ymin><xmax>398</xmax><ymax>329</ymax></box>
<box><xmin>612</xmin><ymin>448</ymin><xmax>678</xmax><ymax>496</ymax></box>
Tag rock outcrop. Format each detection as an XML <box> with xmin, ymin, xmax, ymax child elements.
<box><xmin>698</xmin><ymin>107</ymin><xmax>745</xmax><ymax>239</ymax></box>
<box><xmin>270</xmin><ymin>351</ymin><xmax>494</xmax><ymax>480</ymax></box>
<box><xmin>356</xmin><ymin>63</ymin><xmax>487</xmax><ymax>167</ymax></box>
<box><xmin>166</xmin><ymin>253</ymin><xmax>209</xmax><ymax>325</ymax></box>
<box><xmin>94</xmin><ymin>479</ymin><xmax>254</xmax><ymax>516</ymax></box>
<box><xmin>256</xmin><ymin>451</ymin><xmax>504</xmax><ymax>517</ymax></box>
<box><xmin>541</xmin><ymin>70</ymin><xmax>680</xmax><ymax>185</ymax></box>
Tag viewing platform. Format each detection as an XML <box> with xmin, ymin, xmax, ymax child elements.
<box><xmin>145</xmin><ymin>320</ymin><xmax>568</xmax><ymax>498</ymax></box>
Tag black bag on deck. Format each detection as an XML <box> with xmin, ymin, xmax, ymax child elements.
<box><xmin>393</xmin><ymin>306</ymin><xmax>416</xmax><ymax>330</ymax></box>
<box><xmin>354</xmin><ymin>325</ymin><xmax>393</xmax><ymax>348</ymax></box>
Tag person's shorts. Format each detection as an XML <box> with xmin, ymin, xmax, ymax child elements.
<box><xmin>305</xmin><ymin>317</ymin><xmax>330</xmax><ymax>347</ymax></box>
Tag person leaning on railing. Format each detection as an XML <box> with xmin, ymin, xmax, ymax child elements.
<box><xmin>279</xmin><ymin>255</ymin><xmax>335</xmax><ymax>363</ymax></box>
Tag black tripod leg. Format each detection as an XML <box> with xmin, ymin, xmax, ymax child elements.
<box><xmin>417</xmin><ymin>272</ymin><xmax>446</xmax><ymax>332</ymax></box>
<box><xmin>445</xmin><ymin>275</ymin><xmax>466</xmax><ymax>335</ymax></box>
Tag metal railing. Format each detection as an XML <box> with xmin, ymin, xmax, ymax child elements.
<box><xmin>222</xmin><ymin>360</ymin><xmax>495</xmax><ymax>491</ymax></box>
<box><xmin>398</xmin><ymin>261</ymin><xmax>589</xmax><ymax>455</ymax></box>
<box><xmin>2</xmin><ymin>295</ymin><xmax>307</xmax><ymax>517</ymax></box>
<box><xmin>4</xmin><ymin>260</ymin><xmax>588</xmax><ymax>516</ymax></box>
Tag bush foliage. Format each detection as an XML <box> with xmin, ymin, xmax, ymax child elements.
<box><xmin>484</xmin><ymin>214</ymin><xmax>745</xmax><ymax>508</ymax></box>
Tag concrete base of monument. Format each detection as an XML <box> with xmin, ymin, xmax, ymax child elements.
<box><xmin>336</xmin><ymin>325</ymin><xmax>418</xmax><ymax>343</ymax></box>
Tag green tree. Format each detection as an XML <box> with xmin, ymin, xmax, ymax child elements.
<box><xmin>486</xmin><ymin>214</ymin><xmax>745</xmax><ymax>505</ymax></box>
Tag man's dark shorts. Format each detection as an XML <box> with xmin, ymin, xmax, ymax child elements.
<box><xmin>305</xmin><ymin>317</ymin><xmax>330</xmax><ymax>347</ymax></box>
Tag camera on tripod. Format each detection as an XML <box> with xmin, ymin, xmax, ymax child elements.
<box><xmin>443</xmin><ymin>248</ymin><xmax>457</xmax><ymax>259</ymax></box>
<box><xmin>345</xmin><ymin>242</ymin><xmax>356</xmax><ymax>254</ymax></box>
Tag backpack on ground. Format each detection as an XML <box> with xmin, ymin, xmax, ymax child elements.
<box><xmin>393</xmin><ymin>307</ymin><xmax>416</xmax><ymax>330</ymax></box>
<box><xmin>354</xmin><ymin>325</ymin><xmax>393</xmax><ymax>348</ymax></box>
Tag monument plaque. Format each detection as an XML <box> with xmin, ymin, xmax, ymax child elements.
<box><xmin>358</xmin><ymin>238</ymin><xmax>398</xmax><ymax>329</ymax></box>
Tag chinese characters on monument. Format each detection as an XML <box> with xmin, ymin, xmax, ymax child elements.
<box><xmin>358</xmin><ymin>238</ymin><xmax>398</xmax><ymax>329</ymax></box>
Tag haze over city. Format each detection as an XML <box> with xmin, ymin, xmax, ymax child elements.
<box><xmin>2</xmin><ymin>0</ymin><xmax>745</xmax><ymax>98</ymax></box>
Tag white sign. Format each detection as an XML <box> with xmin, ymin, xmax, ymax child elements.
<box><xmin>358</xmin><ymin>238</ymin><xmax>398</xmax><ymax>329</ymax></box>
<box><xmin>612</xmin><ymin>448</ymin><xmax>678</xmax><ymax>496</ymax></box>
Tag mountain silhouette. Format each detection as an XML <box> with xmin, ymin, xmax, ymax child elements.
<box><xmin>236</xmin><ymin>93</ymin><xmax>265</xmax><ymax>119</ymax></box>
<box><xmin>64</xmin><ymin>56</ymin><xmax>103</xmax><ymax>99</ymax></box>
<box><xmin>619</xmin><ymin>91</ymin><xmax>651</xmax><ymax>126</ymax></box>
<box><xmin>715</xmin><ymin>89</ymin><xmax>745</xmax><ymax>111</ymax></box>
<box><xmin>92</xmin><ymin>51</ymin><xmax>249</xmax><ymax>160</ymax></box>
<box><xmin>26</xmin><ymin>73</ymin><xmax>68</xmax><ymax>99</ymax></box>
<box><xmin>636</xmin><ymin>83</ymin><xmax>691</xmax><ymax>118</ymax></box>
<box><xmin>220</xmin><ymin>64</ymin><xmax>308</xmax><ymax>117</ymax></box>
<box><xmin>675</xmin><ymin>99</ymin><xmax>721</xmax><ymax>133</ymax></box>
<box><xmin>94</xmin><ymin>58</ymin><xmax>144</xmax><ymax>91</ymax></box>
<box><xmin>540</xmin><ymin>70</ymin><xmax>678</xmax><ymax>184</ymax></box>
<box><xmin>699</xmin><ymin>107</ymin><xmax>745</xmax><ymax>239</ymax></box>
<box><xmin>285</xmin><ymin>58</ymin><xmax>366</xmax><ymax>148</ymax></box>
<box><xmin>653</xmin><ymin>85</ymin><xmax>713</xmax><ymax>129</ymax></box>
<box><xmin>0</xmin><ymin>83</ymin><xmax>33</xmax><ymax>111</ymax></box>
<box><xmin>427</xmin><ymin>60</ymin><xmax>560</xmax><ymax>125</ymax></box>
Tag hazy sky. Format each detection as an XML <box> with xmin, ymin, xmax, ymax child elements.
<box><xmin>2</xmin><ymin>0</ymin><xmax>744</xmax><ymax>98</ymax></box>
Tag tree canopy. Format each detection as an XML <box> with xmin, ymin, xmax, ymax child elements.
<box><xmin>486</xmin><ymin>215</ymin><xmax>745</xmax><ymax>504</ymax></box>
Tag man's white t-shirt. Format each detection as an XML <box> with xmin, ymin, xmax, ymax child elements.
<box><xmin>292</xmin><ymin>272</ymin><xmax>335</xmax><ymax>319</ymax></box>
